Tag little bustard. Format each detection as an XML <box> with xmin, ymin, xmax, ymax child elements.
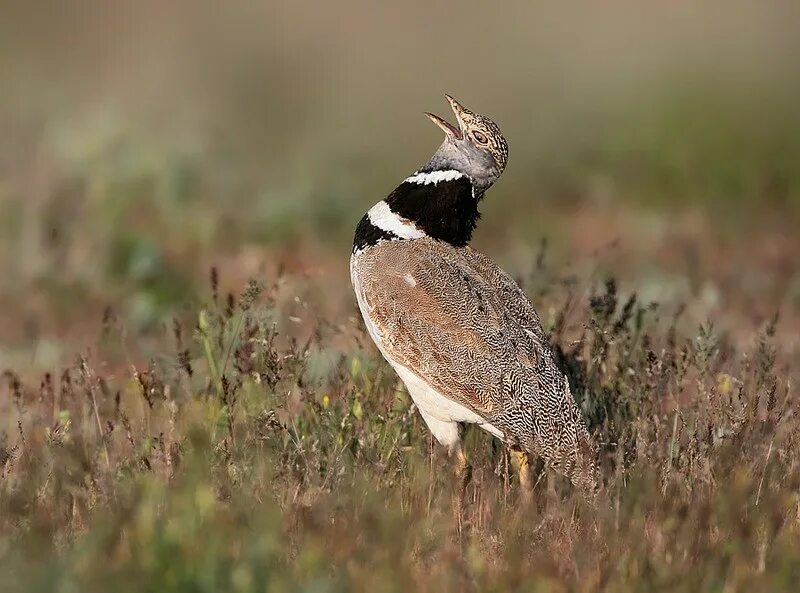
<box><xmin>350</xmin><ymin>95</ymin><xmax>598</xmax><ymax>502</ymax></box>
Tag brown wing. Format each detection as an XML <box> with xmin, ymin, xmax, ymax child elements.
<box><xmin>357</xmin><ymin>239</ymin><xmax>586</xmax><ymax>458</ymax></box>
<box><xmin>458</xmin><ymin>246</ymin><xmax>550</xmax><ymax>345</ymax></box>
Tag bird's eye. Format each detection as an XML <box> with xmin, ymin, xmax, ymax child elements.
<box><xmin>472</xmin><ymin>130</ymin><xmax>488</xmax><ymax>145</ymax></box>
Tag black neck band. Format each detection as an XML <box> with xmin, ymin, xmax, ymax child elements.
<box><xmin>385</xmin><ymin>176</ymin><xmax>481</xmax><ymax>247</ymax></box>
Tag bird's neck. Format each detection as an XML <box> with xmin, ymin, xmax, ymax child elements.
<box><xmin>353</xmin><ymin>168</ymin><xmax>484</xmax><ymax>253</ymax></box>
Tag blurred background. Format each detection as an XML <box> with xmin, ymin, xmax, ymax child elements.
<box><xmin>1</xmin><ymin>0</ymin><xmax>799</xmax><ymax>369</ymax></box>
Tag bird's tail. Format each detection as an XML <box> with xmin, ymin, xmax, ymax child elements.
<box><xmin>526</xmin><ymin>382</ymin><xmax>599</xmax><ymax>495</ymax></box>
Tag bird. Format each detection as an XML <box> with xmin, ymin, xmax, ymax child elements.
<box><xmin>350</xmin><ymin>94</ymin><xmax>598</xmax><ymax>505</ymax></box>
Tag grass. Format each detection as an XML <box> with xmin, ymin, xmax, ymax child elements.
<box><xmin>1</xmin><ymin>235</ymin><xmax>798</xmax><ymax>591</ymax></box>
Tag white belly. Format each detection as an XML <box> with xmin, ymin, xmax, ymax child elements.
<box><xmin>350</xmin><ymin>253</ymin><xmax>504</xmax><ymax>448</ymax></box>
<box><xmin>391</xmin><ymin>360</ymin><xmax>504</xmax><ymax>441</ymax></box>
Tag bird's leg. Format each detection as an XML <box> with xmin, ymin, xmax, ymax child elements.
<box><xmin>450</xmin><ymin>441</ymin><xmax>472</xmax><ymax>532</ymax></box>
<box><xmin>511</xmin><ymin>448</ymin><xmax>535</xmax><ymax>504</ymax></box>
<box><xmin>454</xmin><ymin>443</ymin><xmax>472</xmax><ymax>493</ymax></box>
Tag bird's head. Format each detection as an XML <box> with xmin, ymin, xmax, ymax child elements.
<box><xmin>423</xmin><ymin>94</ymin><xmax>508</xmax><ymax>192</ymax></box>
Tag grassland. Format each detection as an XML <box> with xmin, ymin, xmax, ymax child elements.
<box><xmin>2</xmin><ymin>3</ymin><xmax>800</xmax><ymax>591</ymax></box>
<box><xmin>1</xmin><ymin>214</ymin><xmax>798</xmax><ymax>591</ymax></box>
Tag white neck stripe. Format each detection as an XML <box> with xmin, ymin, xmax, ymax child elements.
<box><xmin>367</xmin><ymin>201</ymin><xmax>426</xmax><ymax>240</ymax></box>
<box><xmin>404</xmin><ymin>170</ymin><xmax>464</xmax><ymax>185</ymax></box>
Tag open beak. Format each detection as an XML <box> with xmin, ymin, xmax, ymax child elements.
<box><xmin>424</xmin><ymin>93</ymin><xmax>468</xmax><ymax>140</ymax></box>
<box><xmin>425</xmin><ymin>112</ymin><xmax>462</xmax><ymax>140</ymax></box>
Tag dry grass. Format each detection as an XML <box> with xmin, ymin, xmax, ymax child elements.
<box><xmin>1</xmin><ymin>230</ymin><xmax>798</xmax><ymax>592</ymax></box>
